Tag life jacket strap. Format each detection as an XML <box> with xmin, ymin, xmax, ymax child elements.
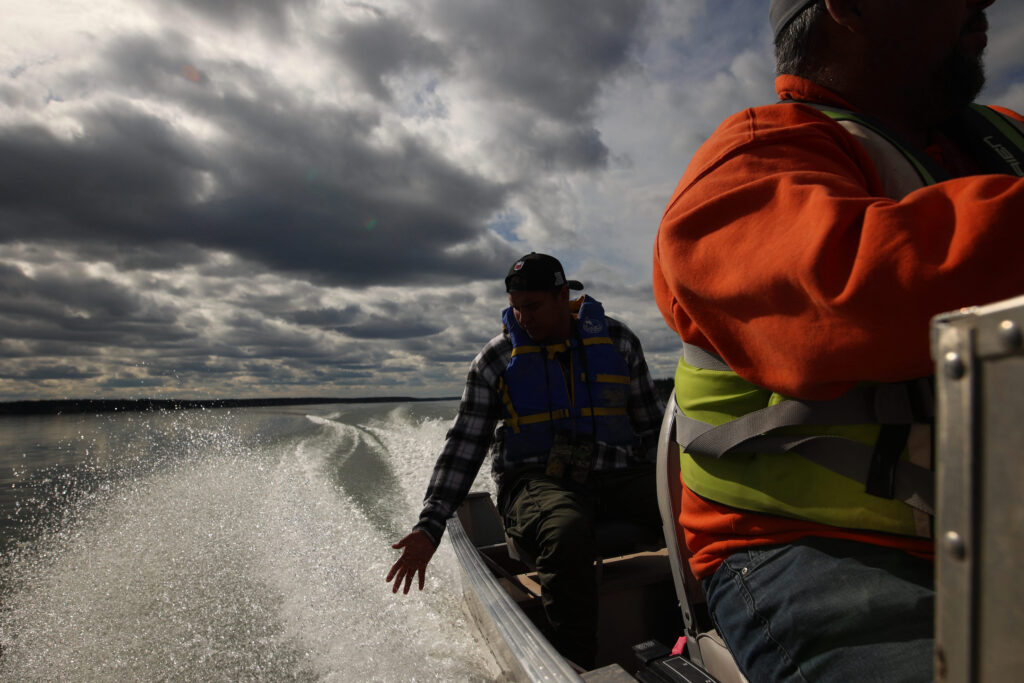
<box><xmin>581</xmin><ymin>373</ymin><xmax>630</xmax><ymax>385</ymax></box>
<box><xmin>498</xmin><ymin>376</ymin><xmax>523</xmax><ymax>433</ymax></box>
<box><xmin>510</xmin><ymin>343</ymin><xmax>573</xmax><ymax>360</ymax></box>
<box><xmin>510</xmin><ymin>344</ymin><xmax>542</xmax><ymax>358</ymax></box>
<box><xmin>582</xmin><ymin>336</ymin><xmax>613</xmax><ymax>347</ymax></box>
<box><xmin>502</xmin><ymin>406</ymin><xmax>626</xmax><ymax>429</ymax></box>
<box><xmin>503</xmin><ymin>409</ymin><xmax>571</xmax><ymax>429</ymax></box>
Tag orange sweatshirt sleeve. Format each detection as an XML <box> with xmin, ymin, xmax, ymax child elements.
<box><xmin>653</xmin><ymin>77</ymin><xmax>1024</xmax><ymax>400</ymax></box>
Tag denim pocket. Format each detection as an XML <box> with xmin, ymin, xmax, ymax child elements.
<box><xmin>723</xmin><ymin>543</ymin><xmax>785</xmax><ymax>577</ymax></box>
<box><xmin>744</xmin><ymin>545</ymin><xmax>784</xmax><ymax>572</ymax></box>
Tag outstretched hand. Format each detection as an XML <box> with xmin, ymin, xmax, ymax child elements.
<box><xmin>386</xmin><ymin>530</ymin><xmax>437</xmax><ymax>594</ymax></box>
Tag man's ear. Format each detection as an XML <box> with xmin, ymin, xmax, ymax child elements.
<box><xmin>824</xmin><ymin>0</ymin><xmax>865</xmax><ymax>32</ymax></box>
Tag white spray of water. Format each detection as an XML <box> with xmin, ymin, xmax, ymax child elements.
<box><xmin>0</xmin><ymin>405</ymin><xmax>501</xmax><ymax>682</ymax></box>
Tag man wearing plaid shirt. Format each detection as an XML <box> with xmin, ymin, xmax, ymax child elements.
<box><xmin>387</xmin><ymin>252</ymin><xmax>664</xmax><ymax>668</ymax></box>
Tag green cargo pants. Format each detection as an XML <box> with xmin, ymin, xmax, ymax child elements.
<box><xmin>498</xmin><ymin>465</ymin><xmax>661</xmax><ymax>669</ymax></box>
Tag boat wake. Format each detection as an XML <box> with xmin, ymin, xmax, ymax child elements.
<box><xmin>0</xmin><ymin>404</ymin><xmax>501</xmax><ymax>681</ymax></box>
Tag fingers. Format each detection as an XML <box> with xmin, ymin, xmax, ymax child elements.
<box><xmin>386</xmin><ymin>559</ymin><xmax>426</xmax><ymax>594</ymax></box>
<box><xmin>385</xmin><ymin>558</ymin><xmax>401</xmax><ymax>583</ymax></box>
<box><xmin>389</xmin><ymin>562</ymin><xmax>406</xmax><ymax>593</ymax></box>
<box><xmin>387</xmin><ymin>531</ymin><xmax>433</xmax><ymax>594</ymax></box>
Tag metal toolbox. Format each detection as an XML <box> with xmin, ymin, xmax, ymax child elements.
<box><xmin>932</xmin><ymin>294</ymin><xmax>1024</xmax><ymax>682</ymax></box>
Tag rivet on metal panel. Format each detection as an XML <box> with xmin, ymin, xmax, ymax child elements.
<box><xmin>942</xmin><ymin>351</ymin><xmax>965</xmax><ymax>380</ymax></box>
<box><xmin>998</xmin><ymin>319</ymin><xmax>1023</xmax><ymax>349</ymax></box>
<box><xmin>943</xmin><ymin>530</ymin><xmax>966</xmax><ymax>560</ymax></box>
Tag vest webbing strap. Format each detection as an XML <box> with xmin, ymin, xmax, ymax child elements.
<box><xmin>503</xmin><ymin>405</ymin><xmax>626</xmax><ymax>429</ymax></box>
<box><xmin>673</xmin><ymin>405</ymin><xmax>934</xmax><ymax>515</ymax></box>
<box><xmin>507</xmin><ymin>409</ymin><xmax>571</xmax><ymax>428</ymax></box>
<box><xmin>510</xmin><ymin>345</ymin><xmax>542</xmax><ymax>357</ymax></box>
<box><xmin>795</xmin><ymin>100</ymin><xmax>1024</xmax><ymax>181</ymax></box>
<box><xmin>818</xmin><ymin>109</ymin><xmax>943</xmax><ymax>185</ymax></box>
<box><xmin>583</xmin><ymin>373</ymin><xmax>630</xmax><ymax>385</ymax></box>
<box><xmin>964</xmin><ymin>104</ymin><xmax>1024</xmax><ymax>177</ymax></box>
<box><xmin>497</xmin><ymin>376</ymin><xmax>524</xmax><ymax>433</ymax></box>
<box><xmin>582</xmin><ymin>336</ymin><xmax>613</xmax><ymax>346</ymax></box>
<box><xmin>683</xmin><ymin>343</ymin><xmax>732</xmax><ymax>372</ymax></box>
<box><xmin>510</xmin><ymin>334</ymin><xmax>613</xmax><ymax>357</ymax></box>
<box><xmin>677</xmin><ymin>343</ymin><xmax>935</xmax><ymax>514</ymax></box>
<box><xmin>511</xmin><ymin>344</ymin><xmax>569</xmax><ymax>359</ymax></box>
<box><xmin>785</xmin><ymin>100</ymin><xmax>950</xmax><ymax>184</ymax></box>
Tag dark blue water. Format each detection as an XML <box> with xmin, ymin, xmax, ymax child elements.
<box><xmin>0</xmin><ymin>401</ymin><xmax>500</xmax><ymax>681</ymax></box>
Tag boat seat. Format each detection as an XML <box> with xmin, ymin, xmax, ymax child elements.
<box><xmin>657</xmin><ymin>389</ymin><xmax>749</xmax><ymax>683</ymax></box>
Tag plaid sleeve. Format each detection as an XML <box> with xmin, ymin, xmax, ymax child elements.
<box><xmin>592</xmin><ymin>318</ymin><xmax>666</xmax><ymax>469</ymax></box>
<box><xmin>413</xmin><ymin>334</ymin><xmax>508</xmax><ymax>545</ymax></box>
<box><xmin>615</xmin><ymin>318</ymin><xmax>666</xmax><ymax>444</ymax></box>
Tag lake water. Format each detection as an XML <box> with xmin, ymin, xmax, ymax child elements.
<box><xmin>0</xmin><ymin>401</ymin><xmax>503</xmax><ymax>681</ymax></box>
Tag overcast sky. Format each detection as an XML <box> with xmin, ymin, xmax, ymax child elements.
<box><xmin>2</xmin><ymin>1</ymin><xmax>1023</xmax><ymax>401</ymax></box>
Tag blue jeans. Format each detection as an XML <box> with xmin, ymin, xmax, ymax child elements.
<box><xmin>703</xmin><ymin>537</ymin><xmax>934</xmax><ymax>682</ymax></box>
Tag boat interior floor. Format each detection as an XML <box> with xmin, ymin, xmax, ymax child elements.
<box><xmin>458</xmin><ymin>492</ymin><xmax>686</xmax><ymax>675</ymax></box>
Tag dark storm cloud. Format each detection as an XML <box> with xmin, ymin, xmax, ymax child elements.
<box><xmin>505</xmin><ymin>121</ymin><xmax>609</xmax><ymax>172</ymax></box>
<box><xmin>164</xmin><ymin>0</ymin><xmax>317</xmax><ymax>32</ymax></box>
<box><xmin>0</xmin><ymin>338</ymin><xmax>97</xmax><ymax>360</ymax></box>
<box><xmin>0</xmin><ymin>262</ymin><xmax>193</xmax><ymax>350</ymax></box>
<box><xmin>288</xmin><ymin>308</ymin><xmax>361</xmax><ymax>327</ymax></box>
<box><xmin>4</xmin><ymin>364</ymin><xmax>103</xmax><ymax>382</ymax></box>
<box><xmin>0</xmin><ymin>31</ymin><xmax>518</xmax><ymax>288</ymax></box>
<box><xmin>99</xmin><ymin>375</ymin><xmax>168</xmax><ymax>389</ymax></box>
<box><xmin>0</xmin><ymin>0</ymin><xmax>692</xmax><ymax>400</ymax></box>
<box><xmin>283</xmin><ymin>302</ymin><xmax>446</xmax><ymax>340</ymax></box>
<box><xmin>339</xmin><ymin>318</ymin><xmax>445</xmax><ymax>340</ymax></box>
<box><xmin>434</xmin><ymin>0</ymin><xmax>650</xmax><ymax>122</ymax></box>
<box><xmin>0</xmin><ymin>0</ymin><xmax>656</xmax><ymax>295</ymax></box>
<box><xmin>332</xmin><ymin>14</ymin><xmax>451</xmax><ymax>101</ymax></box>
<box><xmin>398</xmin><ymin>338</ymin><xmax>479</xmax><ymax>365</ymax></box>
<box><xmin>211</xmin><ymin>312</ymin><xmax>325</xmax><ymax>358</ymax></box>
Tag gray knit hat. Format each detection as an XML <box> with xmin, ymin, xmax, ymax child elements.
<box><xmin>770</xmin><ymin>0</ymin><xmax>818</xmax><ymax>38</ymax></box>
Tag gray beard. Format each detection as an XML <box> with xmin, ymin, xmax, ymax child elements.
<box><xmin>930</xmin><ymin>43</ymin><xmax>987</xmax><ymax>123</ymax></box>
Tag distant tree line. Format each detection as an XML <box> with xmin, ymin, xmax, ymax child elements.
<box><xmin>0</xmin><ymin>396</ymin><xmax>459</xmax><ymax>416</ymax></box>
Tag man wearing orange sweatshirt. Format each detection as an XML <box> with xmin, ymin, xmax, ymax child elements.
<box><xmin>653</xmin><ymin>1</ymin><xmax>1023</xmax><ymax>680</ymax></box>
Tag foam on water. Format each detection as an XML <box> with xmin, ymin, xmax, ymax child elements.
<box><xmin>0</xmin><ymin>404</ymin><xmax>501</xmax><ymax>681</ymax></box>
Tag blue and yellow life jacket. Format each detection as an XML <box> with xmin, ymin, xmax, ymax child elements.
<box><xmin>500</xmin><ymin>295</ymin><xmax>636</xmax><ymax>463</ymax></box>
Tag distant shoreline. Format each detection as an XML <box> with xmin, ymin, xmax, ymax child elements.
<box><xmin>0</xmin><ymin>396</ymin><xmax>460</xmax><ymax>416</ymax></box>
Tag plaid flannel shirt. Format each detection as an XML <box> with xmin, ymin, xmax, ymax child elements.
<box><xmin>413</xmin><ymin>315</ymin><xmax>665</xmax><ymax>545</ymax></box>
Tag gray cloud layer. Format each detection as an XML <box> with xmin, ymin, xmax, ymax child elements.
<box><xmin>1</xmin><ymin>0</ymin><xmax>1022</xmax><ymax>400</ymax></box>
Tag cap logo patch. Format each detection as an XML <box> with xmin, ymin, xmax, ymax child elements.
<box><xmin>513</xmin><ymin>260</ymin><xmax>525</xmax><ymax>272</ymax></box>
<box><xmin>553</xmin><ymin>273</ymin><xmax>565</xmax><ymax>286</ymax></box>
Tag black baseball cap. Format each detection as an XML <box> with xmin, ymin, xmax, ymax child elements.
<box><xmin>505</xmin><ymin>252</ymin><xmax>584</xmax><ymax>292</ymax></box>
<box><xmin>770</xmin><ymin>0</ymin><xmax>818</xmax><ymax>38</ymax></box>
